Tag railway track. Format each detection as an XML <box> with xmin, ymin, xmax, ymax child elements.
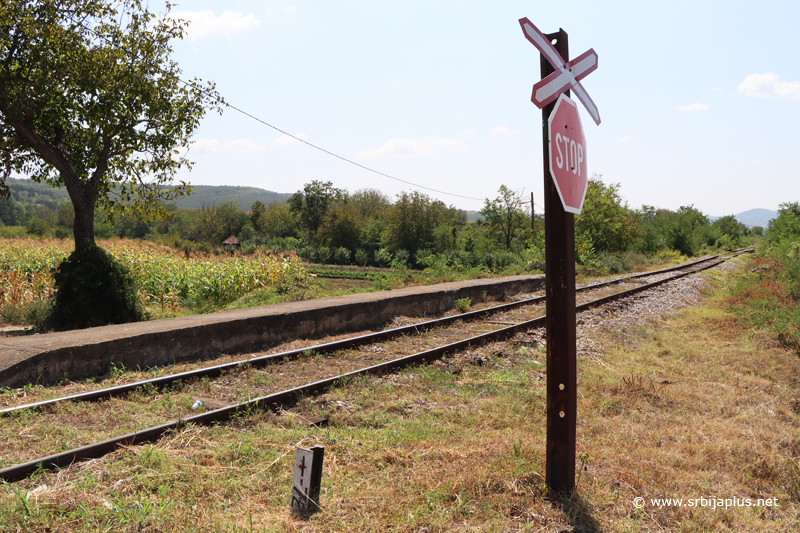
<box><xmin>0</xmin><ymin>250</ymin><xmax>751</xmax><ymax>482</ymax></box>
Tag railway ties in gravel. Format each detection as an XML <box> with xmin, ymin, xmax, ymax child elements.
<box><xmin>0</xmin><ymin>250</ymin><xmax>752</xmax><ymax>482</ymax></box>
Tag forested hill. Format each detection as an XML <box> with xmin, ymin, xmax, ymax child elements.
<box><xmin>4</xmin><ymin>177</ymin><xmax>70</xmax><ymax>210</ymax></box>
<box><xmin>168</xmin><ymin>185</ymin><xmax>292</xmax><ymax>210</ymax></box>
<box><xmin>3</xmin><ymin>178</ymin><xmax>291</xmax><ymax>211</ymax></box>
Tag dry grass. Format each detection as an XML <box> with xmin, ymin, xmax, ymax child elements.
<box><xmin>1</xmin><ymin>259</ymin><xmax>798</xmax><ymax>531</ymax></box>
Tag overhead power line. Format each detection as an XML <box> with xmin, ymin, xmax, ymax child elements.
<box><xmin>221</xmin><ymin>103</ymin><xmax>486</xmax><ymax>202</ymax></box>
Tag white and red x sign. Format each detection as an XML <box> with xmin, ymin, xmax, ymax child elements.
<box><xmin>519</xmin><ymin>18</ymin><xmax>601</xmax><ymax>125</ymax></box>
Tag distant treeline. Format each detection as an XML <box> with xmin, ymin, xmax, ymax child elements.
<box><xmin>0</xmin><ymin>176</ymin><xmax>762</xmax><ymax>272</ymax></box>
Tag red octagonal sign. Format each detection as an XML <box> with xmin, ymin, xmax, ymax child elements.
<box><xmin>548</xmin><ymin>94</ymin><xmax>587</xmax><ymax>214</ymax></box>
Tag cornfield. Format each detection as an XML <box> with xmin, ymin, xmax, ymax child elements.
<box><xmin>0</xmin><ymin>238</ymin><xmax>310</xmax><ymax>314</ymax></box>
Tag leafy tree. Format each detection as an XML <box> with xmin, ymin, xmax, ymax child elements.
<box><xmin>111</xmin><ymin>210</ymin><xmax>152</xmax><ymax>239</ymax></box>
<box><xmin>666</xmin><ymin>205</ymin><xmax>708</xmax><ymax>255</ymax></box>
<box><xmin>480</xmin><ymin>185</ymin><xmax>529</xmax><ymax>250</ymax></box>
<box><xmin>56</xmin><ymin>201</ymin><xmax>75</xmax><ymax>230</ymax></box>
<box><xmin>638</xmin><ymin>205</ymin><xmax>673</xmax><ymax>252</ymax></box>
<box><xmin>152</xmin><ymin>203</ymin><xmax>189</xmax><ymax>237</ymax></box>
<box><xmin>249</xmin><ymin>201</ymin><xmax>267</xmax><ymax>229</ymax></box>
<box><xmin>575</xmin><ymin>176</ymin><xmax>642</xmax><ymax>253</ymax></box>
<box><xmin>0</xmin><ymin>196</ymin><xmax>24</xmax><ymax>225</ymax></box>
<box><xmin>288</xmin><ymin>180</ymin><xmax>345</xmax><ymax>240</ymax></box>
<box><xmin>711</xmin><ymin>215</ymin><xmax>742</xmax><ymax>248</ymax></box>
<box><xmin>349</xmin><ymin>188</ymin><xmax>392</xmax><ymax>219</ymax></box>
<box><xmin>26</xmin><ymin>216</ymin><xmax>49</xmax><ymax>236</ymax></box>
<box><xmin>318</xmin><ymin>203</ymin><xmax>362</xmax><ymax>254</ymax></box>
<box><xmin>386</xmin><ymin>191</ymin><xmax>458</xmax><ymax>260</ymax></box>
<box><xmin>255</xmin><ymin>201</ymin><xmax>299</xmax><ymax>239</ymax></box>
<box><xmin>0</xmin><ymin>0</ymin><xmax>222</xmax><ymax>247</ymax></box>
<box><xmin>766</xmin><ymin>202</ymin><xmax>800</xmax><ymax>243</ymax></box>
<box><xmin>184</xmin><ymin>201</ymin><xmax>246</xmax><ymax>244</ymax></box>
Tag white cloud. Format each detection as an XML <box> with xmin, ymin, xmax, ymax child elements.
<box><xmin>224</xmin><ymin>139</ymin><xmax>268</xmax><ymax>153</ymax></box>
<box><xmin>619</xmin><ymin>136</ymin><xmax>632</xmax><ymax>141</ymax></box>
<box><xmin>710</xmin><ymin>87</ymin><xmax>723</xmax><ymax>92</ymax></box>
<box><xmin>189</xmin><ymin>139</ymin><xmax>220</xmax><ymax>155</ymax></box>
<box><xmin>272</xmin><ymin>133</ymin><xmax>308</xmax><ymax>146</ymax></box>
<box><xmin>489</xmin><ymin>125</ymin><xmax>519</xmax><ymax>135</ymax></box>
<box><xmin>169</xmin><ymin>10</ymin><xmax>259</xmax><ymax>40</ymax></box>
<box><xmin>356</xmin><ymin>137</ymin><xmax>469</xmax><ymax>159</ymax></box>
<box><xmin>737</xmin><ymin>72</ymin><xmax>800</xmax><ymax>100</ymax></box>
<box><xmin>283</xmin><ymin>7</ymin><xmax>296</xmax><ymax>12</ymax></box>
<box><xmin>677</xmin><ymin>103</ymin><xmax>709</xmax><ymax>111</ymax></box>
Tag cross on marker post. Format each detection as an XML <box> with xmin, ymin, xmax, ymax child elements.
<box><xmin>290</xmin><ymin>445</ymin><xmax>325</xmax><ymax>516</ymax></box>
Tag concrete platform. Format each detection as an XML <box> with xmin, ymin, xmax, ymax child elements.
<box><xmin>0</xmin><ymin>274</ymin><xmax>545</xmax><ymax>389</ymax></box>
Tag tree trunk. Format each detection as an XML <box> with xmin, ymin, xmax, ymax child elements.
<box><xmin>62</xmin><ymin>173</ymin><xmax>98</xmax><ymax>248</ymax></box>
<box><xmin>72</xmin><ymin>195</ymin><xmax>95</xmax><ymax>247</ymax></box>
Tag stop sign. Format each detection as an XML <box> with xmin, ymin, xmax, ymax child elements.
<box><xmin>548</xmin><ymin>94</ymin><xmax>588</xmax><ymax>214</ymax></box>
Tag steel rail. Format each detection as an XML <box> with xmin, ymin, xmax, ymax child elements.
<box><xmin>0</xmin><ymin>254</ymin><xmax>734</xmax><ymax>483</ymax></box>
<box><xmin>0</xmin><ymin>254</ymin><xmax>727</xmax><ymax>416</ymax></box>
<box><xmin>0</xmin><ymin>254</ymin><xmax>723</xmax><ymax>416</ymax></box>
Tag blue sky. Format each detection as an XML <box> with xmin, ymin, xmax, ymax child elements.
<box><xmin>167</xmin><ymin>0</ymin><xmax>800</xmax><ymax>217</ymax></box>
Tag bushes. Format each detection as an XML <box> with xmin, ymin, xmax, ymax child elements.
<box><xmin>332</xmin><ymin>247</ymin><xmax>351</xmax><ymax>265</ymax></box>
<box><xmin>316</xmin><ymin>246</ymin><xmax>332</xmax><ymax>264</ymax></box>
<box><xmin>374</xmin><ymin>248</ymin><xmax>392</xmax><ymax>267</ymax></box>
<box><xmin>48</xmin><ymin>243</ymin><xmax>145</xmax><ymax>330</ymax></box>
<box><xmin>354</xmin><ymin>248</ymin><xmax>369</xmax><ymax>267</ymax></box>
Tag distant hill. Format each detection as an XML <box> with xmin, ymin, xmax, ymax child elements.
<box><xmin>5</xmin><ymin>177</ymin><xmax>69</xmax><ymax>209</ymax></box>
<box><xmin>5</xmin><ymin>179</ymin><xmax>292</xmax><ymax>212</ymax></box>
<box><xmin>169</xmin><ymin>185</ymin><xmax>292</xmax><ymax>211</ymax></box>
<box><xmin>734</xmin><ymin>208</ymin><xmax>777</xmax><ymax>228</ymax></box>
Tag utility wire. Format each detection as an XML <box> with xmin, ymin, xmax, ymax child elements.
<box><xmin>220</xmin><ymin>102</ymin><xmax>486</xmax><ymax>202</ymax></box>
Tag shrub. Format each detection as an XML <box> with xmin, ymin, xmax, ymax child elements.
<box><xmin>316</xmin><ymin>246</ymin><xmax>332</xmax><ymax>264</ymax></box>
<box><xmin>333</xmin><ymin>246</ymin><xmax>351</xmax><ymax>265</ymax></box>
<box><xmin>26</xmin><ymin>217</ymin><xmax>50</xmax><ymax>236</ymax></box>
<box><xmin>374</xmin><ymin>248</ymin><xmax>392</xmax><ymax>268</ymax></box>
<box><xmin>455</xmin><ymin>297</ymin><xmax>471</xmax><ymax>313</ymax></box>
<box><xmin>53</xmin><ymin>227</ymin><xmax>71</xmax><ymax>240</ymax></box>
<box><xmin>47</xmin><ymin>243</ymin><xmax>145</xmax><ymax>330</ymax></box>
<box><xmin>459</xmin><ymin>251</ymin><xmax>480</xmax><ymax>268</ymax></box>
<box><xmin>522</xmin><ymin>246</ymin><xmax>545</xmax><ymax>271</ymax></box>
<box><xmin>654</xmin><ymin>248</ymin><xmax>683</xmax><ymax>263</ymax></box>
<box><xmin>596</xmin><ymin>251</ymin><xmax>623</xmax><ymax>274</ymax></box>
<box><xmin>298</xmin><ymin>246</ymin><xmax>316</xmax><ymax>263</ymax></box>
<box><xmin>415</xmin><ymin>248</ymin><xmax>433</xmax><ymax>267</ymax></box>
<box><xmin>393</xmin><ymin>249</ymin><xmax>410</xmax><ymax>267</ymax></box>
<box><xmin>270</xmin><ymin>237</ymin><xmax>302</xmax><ymax>252</ymax></box>
<box><xmin>0</xmin><ymin>298</ymin><xmax>52</xmax><ymax>327</ymax></box>
<box><xmin>354</xmin><ymin>248</ymin><xmax>369</xmax><ymax>267</ymax></box>
<box><xmin>483</xmin><ymin>252</ymin><xmax>497</xmax><ymax>270</ymax></box>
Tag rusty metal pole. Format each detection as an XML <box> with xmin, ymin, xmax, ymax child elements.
<box><xmin>541</xmin><ymin>28</ymin><xmax>576</xmax><ymax>495</ymax></box>
<box><xmin>531</xmin><ymin>192</ymin><xmax>535</xmax><ymax>231</ymax></box>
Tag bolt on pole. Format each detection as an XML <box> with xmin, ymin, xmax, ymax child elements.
<box><xmin>540</xmin><ymin>28</ymin><xmax>577</xmax><ymax>495</ymax></box>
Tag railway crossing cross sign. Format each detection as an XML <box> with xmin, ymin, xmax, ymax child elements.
<box><xmin>519</xmin><ymin>17</ymin><xmax>601</xmax><ymax>125</ymax></box>
<box><xmin>548</xmin><ymin>94</ymin><xmax>588</xmax><ymax>214</ymax></box>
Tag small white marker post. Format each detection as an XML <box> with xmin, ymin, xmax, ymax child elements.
<box><xmin>290</xmin><ymin>445</ymin><xmax>325</xmax><ymax>516</ymax></box>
